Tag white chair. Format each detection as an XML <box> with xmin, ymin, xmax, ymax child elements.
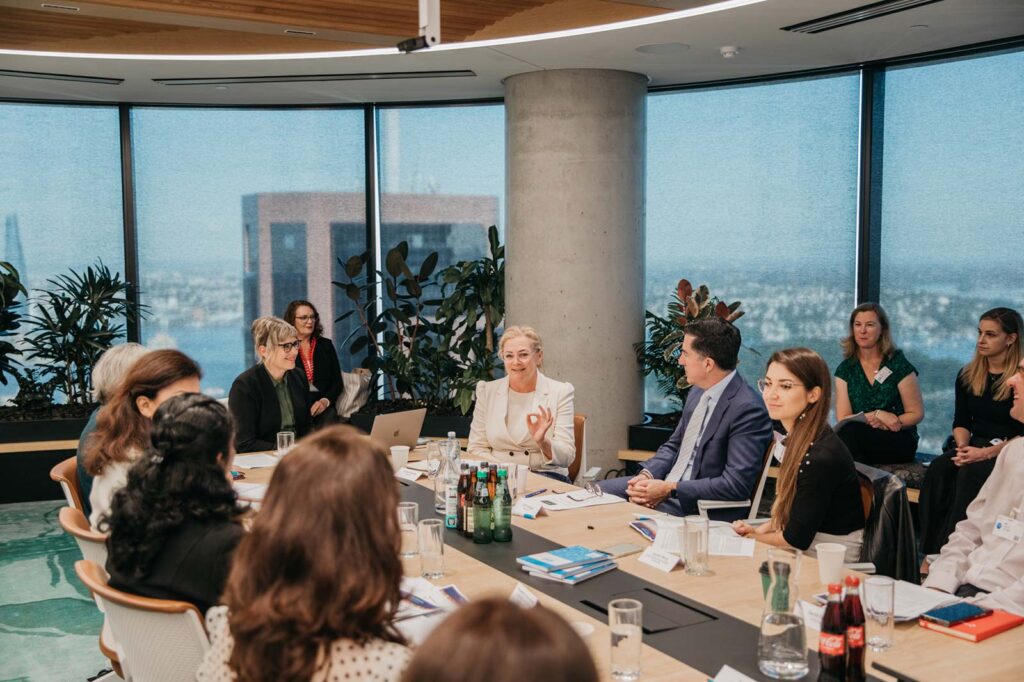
<box><xmin>50</xmin><ymin>455</ymin><xmax>85</xmax><ymax>511</ymax></box>
<box><xmin>75</xmin><ymin>560</ymin><xmax>210</xmax><ymax>682</ymax></box>
<box><xmin>696</xmin><ymin>441</ymin><xmax>775</xmax><ymax>523</ymax></box>
<box><xmin>58</xmin><ymin>508</ymin><xmax>123</xmax><ymax>680</ymax></box>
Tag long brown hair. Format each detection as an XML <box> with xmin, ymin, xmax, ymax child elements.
<box><xmin>401</xmin><ymin>599</ymin><xmax>598</xmax><ymax>682</ymax></box>
<box><xmin>960</xmin><ymin>307</ymin><xmax>1022</xmax><ymax>400</ymax></box>
<box><xmin>768</xmin><ymin>348</ymin><xmax>833</xmax><ymax>531</ymax></box>
<box><xmin>85</xmin><ymin>350</ymin><xmax>202</xmax><ymax>476</ymax></box>
<box><xmin>840</xmin><ymin>302</ymin><xmax>896</xmax><ymax>360</ymax></box>
<box><xmin>224</xmin><ymin>426</ymin><xmax>404</xmax><ymax>682</ymax></box>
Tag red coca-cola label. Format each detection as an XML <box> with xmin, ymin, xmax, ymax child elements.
<box><xmin>847</xmin><ymin>625</ymin><xmax>865</xmax><ymax>647</ymax></box>
<box><xmin>819</xmin><ymin>633</ymin><xmax>846</xmax><ymax>656</ymax></box>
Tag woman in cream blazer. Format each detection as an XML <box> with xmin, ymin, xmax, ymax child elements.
<box><xmin>467</xmin><ymin>326</ymin><xmax>576</xmax><ymax>482</ymax></box>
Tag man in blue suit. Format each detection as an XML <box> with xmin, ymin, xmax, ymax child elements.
<box><xmin>600</xmin><ymin>318</ymin><xmax>772</xmax><ymax>520</ymax></box>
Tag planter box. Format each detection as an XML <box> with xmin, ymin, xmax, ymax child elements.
<box><xmin>627</xmin><ymin>423</ymin><xmax>674</xmax><ymax>452</ymax></box>
<box><xmin>349</xmin><ymin>412</ymin><xmax>472</xmax><ymax>439</ymax></box>
<box><xmin>0</xmin><ymin>415</ymin><xmax>90</xmax><ymax>505</ymax></box>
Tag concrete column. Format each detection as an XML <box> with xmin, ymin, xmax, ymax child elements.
<box><xmin>505</xmin><ymin>69</ymin><xmax>646</xmax><ymax>474</ymax></box>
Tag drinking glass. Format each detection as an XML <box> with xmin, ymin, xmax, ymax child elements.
<box><xmin>608</xmin><ymin>598</ymin><xmax>643</xmax><ymax>681</ymax></box>
<box><xmin>398</xmin><ymin>502</ymin><xmax>419</xmax><ymax>558</ymax></box>
<box><xmin>425</xmin><ymin>442</ymin><xmax>442</xmax><ymax>478</ymax></box>
<box><xmin>418</xmin><ymin>518</ymin><xmax>445</xmax><ymax>579</ymax></box>
<box><xmin>275</xmin><ymin>431</ymin><xmax>295</xmax><ymax>457</ymax></box>
<box><xmin>864</xmin><ymin>576</ymin><xmax>895</xmax><ymax>652</ymax></box>
<box><xmin>682</xmin><ymin>515</ymin><xmax>710</xmax><ymax>576</ymax></box>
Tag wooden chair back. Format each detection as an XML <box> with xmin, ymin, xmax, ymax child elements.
<box><xmin>569</xmin><ymin>414</ymin><xmax>587</xmax><ymax>483</ymax></box>
<box><xmin>49</xmin><ymin>455</ymin><xmax>85</xmax><ymax>511</ymax></box>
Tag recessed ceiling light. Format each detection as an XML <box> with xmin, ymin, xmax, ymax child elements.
<box><xmin>720</xmin><ymin>45</ymin><xmax>741</xmax><ymax>58</ymax></box>
<box><xmin>909</xmin><ymin>24</ymin><xmax>929</xmax><ymax>30</ymax></box>
<box><xmin>215</xmin><ymin>85</ymin><xmax>229</xmax><ymax>90</ymax></box>
<box><xmin>635</xmin><ymin>42</ymin><xmax>690</xmax><ymax>55</ymax></box>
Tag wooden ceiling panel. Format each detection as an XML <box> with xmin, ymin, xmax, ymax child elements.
<box><xmin>0</xmin><ymin>0</ymin><xmax>675</xmax><ymax>54</ymax></box>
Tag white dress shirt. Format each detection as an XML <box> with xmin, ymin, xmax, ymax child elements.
<box><xmin>665</xmin><ymin>370</ymin><xmax>737</xmax><ymax>483</ymax></box>
<box><xmin>924</xmin><ymin>436</ymin><xmax>1024</xmax><ymax>616</ymax></box>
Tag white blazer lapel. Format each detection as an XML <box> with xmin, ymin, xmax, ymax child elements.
<box><xmin>490</xmin><ymin>376</ymin><xmax>516</xmax><ymax>446</ymax></box>
<box><xmin>532</xmin><ymin>371</ymin><xmax>552</xmax><ymax>414</ymax></box>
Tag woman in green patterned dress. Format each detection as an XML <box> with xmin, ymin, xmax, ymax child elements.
<box><xmin>833</xmin><ymin>302</ymin><xmax>925</xmax><ymax>465</ymax></box>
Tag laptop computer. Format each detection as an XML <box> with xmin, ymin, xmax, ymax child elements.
<box><xmin>368</xmin><ymin>408</ymin><xmax>427</xmax><ymax>449</ymax></box>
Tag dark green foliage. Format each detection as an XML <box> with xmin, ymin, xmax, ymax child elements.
<box><xmin>0</xmin><ymin>262</ymin><xmax>28</xmax><ymax>386</ymax></box>
<box><xmin>333</xmin><ymin>226</ymin><xmax>505</xmax><ymax>415</ymax></box>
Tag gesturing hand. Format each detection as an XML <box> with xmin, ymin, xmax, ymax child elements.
<box><xmin>526</xmin><ymin>405</ymin><xmax>554</xmax><ymax>445</ymax></box>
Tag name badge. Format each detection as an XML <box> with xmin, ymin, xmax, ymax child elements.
<box><xmin>874</xmin><ymin>367</ymin><xmax>893</xmax><ymax>383</ymax></box>
<box><xmin>993</xmin><ymin>515</ymin><xmax>1024</xmax><ymax>543</ymax></box>
<box><xmin>395</xmin><ymin>467</ymin><xmax>423</xmax><ymax>483</ymax></box>
<box><xmin>638</xmin><ymin>546</ymin><xmax>679</xmax><ymax>572</ymax></box>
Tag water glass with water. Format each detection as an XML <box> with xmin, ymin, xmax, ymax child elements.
<box><xmin>608</xmin><ymin>598</ymin><xmax>642</xmax><ymax>681</ymax></box>
<box><xmin>682</xmin><ymin>515</ymin><xmax>710</xmax><ymax>576</ymax></box>
<box><xmin>276</xmin><ymin>431</ymin><xmax>295</xmax><ymax>457</ymax></box>
<box><xmin>398</xmin><ymin>502</ymin><xmax>418</xmax><ymax>558</ymax></box>
<box><xmin>418</xmin><ymin>518</ymin><xmax>445</xmax><ymax>579</ymax></box>
<box><xmin>864</xmin><ymin>576</ymin><xmax>895</xmax><ymax>651</ymax></box>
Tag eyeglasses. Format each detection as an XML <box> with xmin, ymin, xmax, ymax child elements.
<box><xmin>501</xmin><ymin>351</ymin><xmax>535</xmax><ymax>362</ymax></box>
<box><xmin>278</xmin><ymin>341</ymin><xmax>301</xmax><ymax>352</ymax></box>
<box><xmin>758</xmin><ymin>378</ymin><xmax>805</xmax><ymax>393</ymax></box>
<box><xmin>295</xmin><ymin>314</ymin><xmax>317</xmax><ymax>321</ymax></box>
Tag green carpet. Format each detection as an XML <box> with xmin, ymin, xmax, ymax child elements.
<box><xmin>0</xmin><ymin>500</ymin><xmax>108</xmax><ymax>681</ymax></box>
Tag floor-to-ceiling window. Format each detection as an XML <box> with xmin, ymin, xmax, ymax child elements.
<box><xmin>131</xmin><ymin>107</ymin><xmax>366</xmax><ymax>396</ymax></box>
<box><xmin>645</xmin><ymin>74</ymin><xmax>861</xmax><ymax>412</ymax></box>
<box><xmin>0</xmin><ymin>103</ymin><xmax>125</xmax><ymax>403</ymax></box>
<box><xmin>878</xmin><ymin>48</ymin><xmax>1024</xmax><ymax>451</ymax></box>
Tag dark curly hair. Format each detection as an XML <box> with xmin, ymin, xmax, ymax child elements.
<box><xmin>103</xmin><ymin>393</ymin><xmax>244</xmax><ymax>578</ymax></box>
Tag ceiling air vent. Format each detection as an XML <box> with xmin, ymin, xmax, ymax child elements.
<box><xmin>782</xmin><ymin>0</ymin><xmax>944</xmax><ymax>34</ymax></box>
<box><xmin>153</xmin><ymin>70</ymin><xmax>475</xmax><ymax>86</ymax></box>
<box><xmin>0</xmin><ymin>69</ymin><xmax>122</xmax><ymax>85</ymax></box>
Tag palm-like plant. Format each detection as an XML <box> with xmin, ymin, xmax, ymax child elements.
<box><xmin>0</xmin><ymin>261</ymin><xmax>28</xmax><ymax>386</ymax></box>
<box><xmin>22</xmin><ymin>262</ymin><xmax>144</xmax><ymax>405</ymax></box>
<box><xmin>634</xmin><ymin>278</ymin><xmax>745</xmax><ymax>407</ymax></box>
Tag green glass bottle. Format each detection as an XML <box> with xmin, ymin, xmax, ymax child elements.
<box><xmin>472</xmin><ymin>469</ymin><xmax>492</xmax><ymax>544</ymax></box>
<box><xmin>493</xmin><ymin>468</ymin><xmax>513</xmax><ymax>542</ymax></box>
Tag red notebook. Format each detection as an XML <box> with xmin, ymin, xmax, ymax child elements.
<box><xmin>919</xmin><ymin>609</ymin><xmax>1024</xmax><ymax>642</ymax></box>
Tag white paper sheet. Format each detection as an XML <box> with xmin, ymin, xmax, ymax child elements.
<box><xmin>532</xmin><ymin>491</ymin><xmax>625</xmax><ymax>511</ymax></box>
<box><xmin>892</xmin><ymin>579</ymin><xmax>959</xmax><ymax>620</ymax></box>
<box><xmin>232</xmin><ymin>453</ymin><xmax>279</xmax><ymax>469</ymax></box>
<box><xmin>233</xmin><ymin>482</ymin><xmax>268</xmax><ymax>501</ymax></box>
<box><xmin>708</xmin><ymin>533</ymin><xmax>755</xmax><ymax>557</ymax></box>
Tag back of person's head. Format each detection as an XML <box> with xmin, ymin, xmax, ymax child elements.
<box><xmin>766</xmin><ymin>347</ymin><xmax>833</xmax><ymax>529</ymax></box>
<box><xmin>281</xmin><ymin>299</ymin><xmax>324</xmax><ymax>337</ymax></box>
<box><xmin>224</xmin><ymin>426</ymin><xmax>404</xmax><ymax>682</ymax></box>
<box><xmin>104</xmin><ymin>393</ymin><xmax>240</xmax><ymax>574</ymax></box>
<box><xmin>840</xmin><ymin>302</ymin><xmax>895</xmax><ymax>359</ymax></box>
<box><xmin>85</xmin><ymin>349</ymin><xmax>202</xmax><ymax>476</ymax></box>
<box><xmin>962</xmin><ymin>306</ymin><xmax>1023</xmax><ymax>400</ymax></box>
<box><xmin>402</xmin><ymin>599</ymin><xmax>598</xmax><ymax>682</ymax></box>
<box><xmin>251</xmin><ymin>315</ymin><xmax>298</xmax><ymax>357</ymax></box>
<box><xmin>684</xmin><ymin>318</ymin><xmax>741</xmax><ymax>371</ymax></box>
<box><xmin>91</xmin><ymin>342</ymin><xmax>150</xmax><ymax>403</ymax></box>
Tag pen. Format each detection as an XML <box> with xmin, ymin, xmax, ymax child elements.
<box><xmin>524</xmin><ymin>488</ymin><xmax>547</xmax><ymax>498</ymax></box>
<box><xmin>401</xmin><ymin>591</ymin><xmax>438</xmax><ymax>610</ymax></box>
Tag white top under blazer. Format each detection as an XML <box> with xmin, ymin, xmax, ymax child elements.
<box><xmin>467</xmin><ymin>371</ymin><xmax>576</xmax><ymax>478</ymax></box>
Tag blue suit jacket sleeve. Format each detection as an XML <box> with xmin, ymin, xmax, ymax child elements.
<box><xmin>674</xmin><ymin>391</ymin><xmax>772</xmax><ymax>511</ymax></box>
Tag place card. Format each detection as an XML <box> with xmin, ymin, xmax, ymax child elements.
<box><xmin>509</xmin><ymin>582</ymin><xmax>539</xmax><ymax>608</ymax></box>
<box><xmin>713</xmin><ymin>665</ymin><xmax>759</xmax><ymax>682</ymax></box>
<box><xmin>512</xmin><ymin>498</ymin><xmax>548</xmax><ymax>519</ymax></box>
<box><xmin>637</xmin><ymin>546</ymin><xmax>679</xmax><ymax>573</ymax></box>
<box><xmin>395</xmin><ymin>467</ymin><xmax>424</xmax><ymax>483</ymax></box>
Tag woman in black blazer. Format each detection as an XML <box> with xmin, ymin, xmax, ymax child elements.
<box><xmin>283</xmin><ymin>299</ymin><xmax>343</xmax><ymax>429</ymax></box>
<box><xmin>105</xmin><ymin>394</ymin><xmax>245</xmax><ymax>614</ymax></box>
<box><xmin>229</xmin><ymin>316</ymin><xmax>312</xmax><ymax>453</ymax></box>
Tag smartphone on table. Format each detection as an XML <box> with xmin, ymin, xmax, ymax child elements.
<box><xmin>920</xmin><ymin>602</ymin><xmax>992</xmax><ymax>627</ymax></box>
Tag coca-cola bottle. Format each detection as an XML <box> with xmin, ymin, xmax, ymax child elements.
<box><xmin>819</xmin><ymin>582</ymin><xmax>846</xmax><ymax>681</ymax></box>
<box><xmin>843</xmin><ymin>576</ymin><xmax>866</xmax><ymax>682</ymax></box>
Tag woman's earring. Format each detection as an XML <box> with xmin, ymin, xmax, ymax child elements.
<box><xmin>797</xmin><ymin>411</ymin><xmax>807</xmax><ymax>421</ymax></box>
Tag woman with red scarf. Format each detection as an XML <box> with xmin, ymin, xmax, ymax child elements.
<box><xmin>283</xmin><ymin>300</ymin><xmax>343</xmax><ymax>429</ymax></box>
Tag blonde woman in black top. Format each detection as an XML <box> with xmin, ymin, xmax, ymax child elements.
<box><xmin>733</xmin><ymin>348</ymin><xmax>864</xmax><ymax>562</ymax></box>
<box><xmin>920</xmin><ymin>307</ymin><xmax>1024</xmax><ymax>554</ymax></box>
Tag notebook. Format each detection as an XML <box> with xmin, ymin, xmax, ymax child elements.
<box><xmin>918</xmin><ymin>609</ymin><xmax>1024</xmax><ymax>642</ymax></box>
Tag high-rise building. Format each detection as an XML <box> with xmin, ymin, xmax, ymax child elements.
<box><xmin>4</xmin><ymin>214</ymin><xmax>27</xmax><ymax>283</ymax></box>
<box><xmin>242</xmin><ymin>191</ymin><xmax>499</xmax><ymax>367</ymax></box>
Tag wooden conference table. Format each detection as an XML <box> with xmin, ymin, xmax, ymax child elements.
<box><xmin>237</xmin><ymin>449</ymin><xmax>1023</xmax><ymax>682</ymax></box>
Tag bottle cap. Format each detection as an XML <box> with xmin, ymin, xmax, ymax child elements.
<box><xmin>827</xmin><ymin>583</ymin><xmax>843</xmax><ymax>594</ymax></box>
<box><xmin>477</xmin><ymin>470</ymin><xmax>487</xmax><ymax>479</ymax></box>
<box><xmin>447</xmin><ymin>431</ymin><xmax>456</xmax><ymax>438</ymax></box>
<box><xmin>844</xmin><ymin>575</ymin><xmax>860</xmax><ymax>587</ymax></box>
<box><xmin>497</xmin><ymin>468</ymin><xmax>507</xmax><ymax>478</ymax></box>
